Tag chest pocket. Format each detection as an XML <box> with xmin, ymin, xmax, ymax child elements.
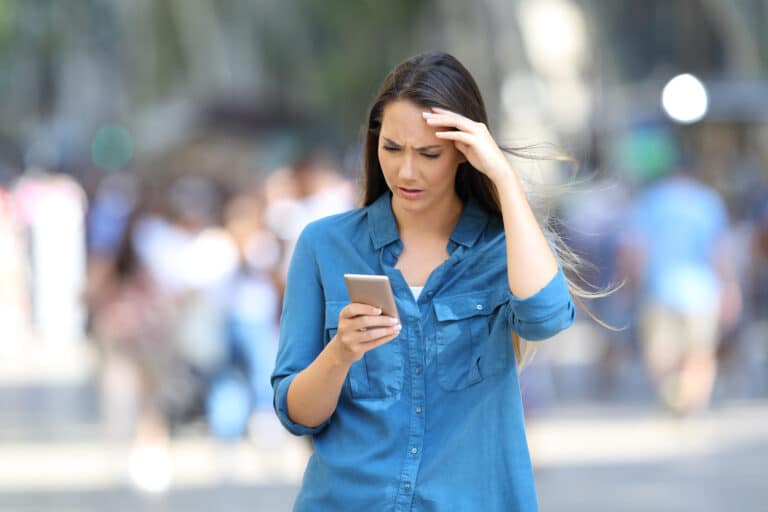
<box><xmin>324</xmin><ymin>301</ymin><xmax>403</xmax><ymax>400</ymax></box>
<box><xmin>432</xmin><ymin>289</ymin><xmax>511</xmax><ymax>391</ymax></box>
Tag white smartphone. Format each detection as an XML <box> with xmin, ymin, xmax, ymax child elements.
<box><xmin>343</xmin><ymin>274</ymin><xmax>399</xmax><ymax>320</ymax></box>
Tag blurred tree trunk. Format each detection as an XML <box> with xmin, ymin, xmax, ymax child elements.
<box><xmin>168</xmin><ymin>0</ymin><xmax>230</xmax><ymax>93</ymax></box>
<box><xmin>700</xmin><ymin>0</ymin><xmax>762</xmax><ymax>78</ymax></box>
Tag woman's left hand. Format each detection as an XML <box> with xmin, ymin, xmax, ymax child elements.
<box><xmin>423</xmin><ymin>107</ymin><xmax>513</xmax><ymax>183</ymax></box>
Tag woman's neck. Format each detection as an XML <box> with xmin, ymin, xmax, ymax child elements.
<box><xmin>390</xmin><ymin>192</ymin><xmax>464</xmax><ymax>241</ymax></box>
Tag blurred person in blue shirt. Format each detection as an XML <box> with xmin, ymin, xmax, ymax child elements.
<box><xmin>271</xmin><ymin>52</ymin><xmax>584</xmax><ymax>511</ymax></box>
<box><xmin>621</xmin><ymin>164</ymin><xmax>740</xmax><ymax>415</ymax></box>
<box><xmin>207</xmin><ymin>192</ymin><xmax>283</xmax><ymax>440</ymax></box>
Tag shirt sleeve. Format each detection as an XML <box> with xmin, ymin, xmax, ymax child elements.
<box><xmin>504</xmin><ymin>266</ymin><xmax>575</xmax><ymax>341</ymax></box>
<box><xmin>270</xmin><ymin>223</ymin><xmax>331</xmax><ymax>436</ymax></box>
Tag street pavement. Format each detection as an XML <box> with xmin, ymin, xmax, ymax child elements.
<box><xmin>1</xmin><ymin>340</ymin><xmax>766</xmax><ymax>511</ymax></box>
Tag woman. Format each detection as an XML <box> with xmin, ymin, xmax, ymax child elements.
<box><xmin>272</xmin><ymin>51</ymin><xmax>577</xmax><ymax>511</ymax></box>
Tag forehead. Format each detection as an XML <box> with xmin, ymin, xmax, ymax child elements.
<box><xmin>379</xmin><ymin>100</ymin><xmax>441</xmax><ymax>146</ymax></box>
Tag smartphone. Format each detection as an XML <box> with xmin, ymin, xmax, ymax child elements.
<box><xmin>343</xmin><ymin>274</ymin><xmax>399</xmax><ymax>320</ymax></box>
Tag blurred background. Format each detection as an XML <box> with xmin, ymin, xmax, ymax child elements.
<box><xmin>0</xmin><ymin>0</ymin><xmax>766</xmax><ymax>510</ymax></box>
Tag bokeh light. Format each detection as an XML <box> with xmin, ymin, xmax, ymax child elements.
<box><xmin>91</xmin><ymin>124</ymin><xmax>134</xmax><ymax>171</ymax></box>
<box><xmin>661</xmin><ymin>73</ymin><xmax>709</xmax><ymax>124</ymax></box>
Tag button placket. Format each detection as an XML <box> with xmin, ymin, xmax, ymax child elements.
<box><xmin>396</xmin><ymin>304</ymin><xmax>427</xmax><ymax>510</ymax></box>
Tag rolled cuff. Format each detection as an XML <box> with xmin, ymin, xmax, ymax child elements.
<box><xmin>505</xmin><ymin>268</ymin><xmax>575</xmax><ymax>341</ymax></box>
<box><xmin>273</xmin><ymin>372</ymin><xmax>331</xmax><ymax>436</ymax></box>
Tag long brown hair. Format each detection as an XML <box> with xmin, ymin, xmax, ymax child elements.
<box><xmin>360</xmin><ymin>51</ymin><xmax>613</xmax><ymax>368</ymax></box>
<box><xmin>362</xmin><ymin>51</ymin><xmax>501</xmax><ymax>215</ymax></box>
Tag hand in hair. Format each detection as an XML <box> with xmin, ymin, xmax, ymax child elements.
<box><xmin>423</xmin><ymin>107</ymin><xmax>512</xmax><ymax>183</ymax></box>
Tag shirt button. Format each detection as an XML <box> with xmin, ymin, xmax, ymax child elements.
<box><xmin>415</xmin><ymin>406</ymin><xmax>422</xmax><ymax>414</ymax></box>
<box><xmin>415</xmin><ymin>367</ymin><xmax>422</xmax><ymax>375</ymax></box>
<box><xmin>427</xmin><ymin>291</ymin><xmax>433</xmax><ymax>296</ymax></box>
<box><xmin>476</xmin><ymin>304</ymin><xmax>484</xmax><ymax>310</ymax></box>
<box><xmin>411</xmin><ymin>447</ymin><xmax>418</xmax><ymax>454</ymax></box>
<box><xmin>404</xmin><ymin>482</ymin><xmax>411</xmax><ymax>490</ymax></box>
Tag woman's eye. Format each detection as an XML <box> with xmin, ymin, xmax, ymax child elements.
<box><xmin>382</xmin><ymin>147</ymin><xmax>439</xmax><ymax>159</ymax></box>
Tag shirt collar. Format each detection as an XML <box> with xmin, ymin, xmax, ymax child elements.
<box><xmin>367</xmin><ymin>191</ymin><xmax>489</xmax><ymax>250</ymax></box>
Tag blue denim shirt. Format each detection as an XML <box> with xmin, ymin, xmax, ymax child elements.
<box><xmin>271</xmin><ymin>191</ymin><xmax>575</xmax><ymax>511</ymax></box>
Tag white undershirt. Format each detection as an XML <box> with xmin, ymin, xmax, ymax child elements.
<box><xmin>410</xmin><ymin>285</ymin><xmax>424</xmax><ymax>300</ymax></box>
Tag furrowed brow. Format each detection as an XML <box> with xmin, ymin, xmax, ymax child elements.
<box><xmin>382</xmin><ymin>137</ymin><xmax>442</xmax><ymax>151</ymax></box>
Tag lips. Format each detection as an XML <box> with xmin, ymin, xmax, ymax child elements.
<box><xmin>397</xmin><ymin>187</ymin><xmax>425</xmax><ymax>200</ymax></box>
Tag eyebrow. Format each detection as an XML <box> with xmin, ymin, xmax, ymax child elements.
<box><xmin>382</xmin><ymin>137</ymin><xmax>443</xmax><ymax>151</ymax></box>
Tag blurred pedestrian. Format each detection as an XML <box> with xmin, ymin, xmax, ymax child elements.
<box><xmin>621</xmin><ymin>164</ymin><xmax>741</xmax><ymax>415</ymax></box>
<box><xmin>85</xmin><ymin>199</ymin><xmax>178</xmax><ymax>491</ymax></box>
<box><xmin>207</xmin><ymin>191</ymin><xmax>282</xmax><ymax>440</ymax></box>
<box><xmin>263</xmin><ymin>147</ymin><xmax>355</xmax><ymax>297</ymax></box>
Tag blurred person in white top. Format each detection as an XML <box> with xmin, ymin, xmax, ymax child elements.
<box><xmin>263</xmin><ymin>147</ymin><xmax>356</xmax><ymax>296</ymax></box>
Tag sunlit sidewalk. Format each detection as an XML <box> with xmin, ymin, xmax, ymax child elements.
<box><xmin>0</xmin><ymin>339</ymin><xmax>310</xmax><ymax>510</ymax></box>
<box><xmin>531</xmin><ymin>400</ymin><xmax>768</xmax><ymax>511</ymax></box>
<box><xmin>529</xmin><ymin>400</ymin><xmax>768</xmax><ymax>467</ymax></box>
<box><xmin>2</xmin><ymin>400</ymin><xmax>767</xmax><ymax>511</ymax></box>
<box><xmin>0</xmin><ymin>414</ymin><xmax>310</xmax><ymax>494</ymax></box>
<box><xmin>1</xmin><ymin>339</ymin><xmax>767</xmax><ymax>511</ymax></box>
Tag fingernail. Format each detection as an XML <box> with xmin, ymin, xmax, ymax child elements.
<box><xmin>375</xmin><ymin>308</ymin><xmax>382</xmax><ymax>314</ymax></box>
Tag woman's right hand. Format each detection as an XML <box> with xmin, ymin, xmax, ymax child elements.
<box><xmin>330</xmin><ymin>303</ymin><xmax>401</xmax><ymax>366</ymax></box>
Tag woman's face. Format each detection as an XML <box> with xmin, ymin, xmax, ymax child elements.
<box><xmin>378</xmin><ymin>99</ymin><xmax>465</xmax><ymax>213</ymax></box>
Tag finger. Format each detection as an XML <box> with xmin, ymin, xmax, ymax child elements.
<box><xmin>423</xmin><ymin>114</ymin><xmax>477</xmax><ymax>134</ymax></box>
<box><xmin>424</xmin><ymin>108</ymin><xmax>479</xmax><ymax>132</ymax></box>
<box><xmin>435</xmin><ymin>130</ymin><xmax>474</xmax><ymax>145</ymax></box>
<box><xmin>357</xmin><ymin>324</ymin><xmax>401</xmax><ymax>342</ymax></box>
<box><xmin>342</xmin><ymin>303</ymin><xmax>382</xmax><ymax>319</ymax></box>
<box><xmin>430</xmin><ymin>107</ymin><xmax>475</xmax><ymax>122</ymax></box>
<box><xmin>360</xmin><ymin>327</ymin><xmax>401</xmax><ymax>347</ymax></box>
<box><xmin>350</xmin><ymin>314</ymin><xmax>400</xmax><ymax>331</ymax></box>
<box><xmin>430</xmin><ymin>106</ymin><xmax>458</xmax><ymax>115</ymax></box>
<box><xmin>341</xmin><ymin>325</ymin><xmax>398</xmax><ymax>345</ymax></box>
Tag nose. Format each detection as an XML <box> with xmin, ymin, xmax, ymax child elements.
<box><xmin>398</xmin><ymin>153</ymin><xmax>417</xmax><ymax>180</ymax></box>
